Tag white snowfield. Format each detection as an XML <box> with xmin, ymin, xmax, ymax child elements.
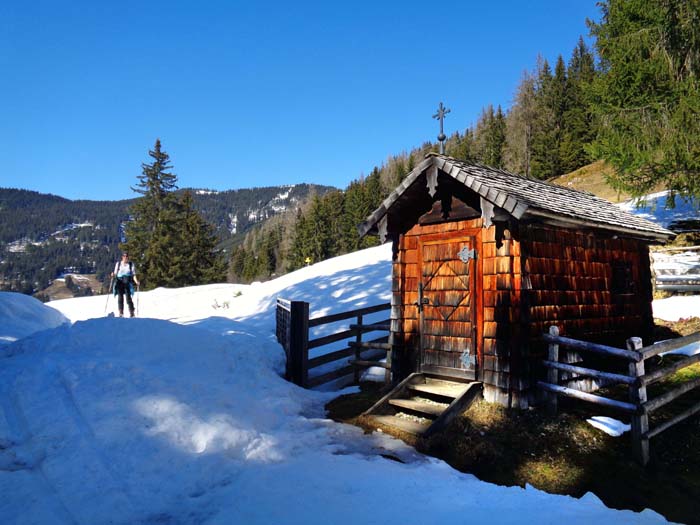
<box><xmin>0</xmin><ymin>244</ymin><xmax>687</xmax><ymax>524</ymax></box>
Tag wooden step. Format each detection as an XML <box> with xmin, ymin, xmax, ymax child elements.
<box><xmin>388</xmin><ymin>398</ymin><xmax>446</xmax><ymax>417</ymax></box>
<box><xmin>408</xmin><ymin>380</ymin><xmax>469</xmax><ymax>399</ymax></box>
<box><xmin>371</xmin><ymin>415</ymin><xmax>430</xmax><ymax>435</ymax></box>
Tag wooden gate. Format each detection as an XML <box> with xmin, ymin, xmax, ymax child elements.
<box><xmin>418</xmin><ymin>232</ymin><xmax>481</xmax><ymax>379</ymax></box>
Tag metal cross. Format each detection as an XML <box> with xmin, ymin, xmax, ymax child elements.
<box><xmin>433</xmin><ymin>102</ymin><xmax>451</xmax><ymax>154</ymax></box>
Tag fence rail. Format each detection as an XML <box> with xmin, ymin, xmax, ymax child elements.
<box><xmin>539</xmin><ymin>326</ymin><xmax>700</xmax><ymax>465</ymax></box>
<box><xmin>651</xmin><ymin>246</ymin><xmax>700</xmax><ymax>292</ymax></box>
<box><xmin>276</xmin><ymin>299</ymin><xmax>391</xmax><ymax>389</ymax></box>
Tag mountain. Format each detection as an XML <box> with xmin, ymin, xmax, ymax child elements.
<box><xmin>0</xmin><ymin>184</ymin><xmax>335</xmax><ymax>296</ymax></box>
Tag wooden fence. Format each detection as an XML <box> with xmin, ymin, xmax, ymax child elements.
<box><xmin>652</xmin><ymin>245</ymin><xmax>700</xmax><ymax>292</ymax></box>
<box><xmin>276</xmin><ymin>299</ymin><xmax>391</xmax><ymax>388</ymax></box>
<box><xmin>539</xmin><ymin>325</ymin><xmax>700</xmax><ymax>465</ymax></box>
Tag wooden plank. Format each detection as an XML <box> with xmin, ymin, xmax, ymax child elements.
<box><xmin>308</xmin><ymin>328</ymin><xmax>356</xmax><ymax>349</ymax></box>
<box><xmin>349</xmin><ymin>341</ymin><xmax>392</xmax><ymax>350</ymax></box>
<box><xmin>646</xmin><ymin>398</ymin><xmax>700</xmax><ymax>439</ymax></box>
<box><xmin>537</xmin><ymin>381</ymin><xmax>637</xmax><ymax>413</ymax></box>
<box><xmin>424</xmin><ymin>382</ymin><xmax>483</xmax><ymax>438</ymax></box>
<box><xmin>289</xmin><ymin>301</ymin><xmax>309</xmax><ymax>388</ymax></box>
<box><xmin>641</xmin><ymin>332</ymin><xmax>700</xmax><ymax>360</ymax></box>
<box><xmin>389</xmin><ymin>398</ymin><xmax>445</xmax><ymax>417</ymax></box>
<box><xmin>371</xmin><ymin>415</ymin><xmax>429</xmax><ymax>435</ymax></box>
<box><xmin>542</xmin><ymin>360</ymin><xmax>636</xmax><ymax>385</ymax></box>
<box><xmin>349</xmin><ymin>322</ymin><xmax>391</xmax><ymax>333</ymax></box>
<box><xmin>409</xmin><ymin>380</ymin><xmax>469</xmax><ymax>399</ymax></box>
<box><xmin>643</xmin><ymin>376</ymin><xmax>700</xmax><ymax>414</ymax></box>
<box><xmin>541</xmin><ymin>333</ymin><xmax>642</xmax><ymax>362</ymax></box>
<box><xmin>641</xmin><ymin>352</ymin><xmax>700</xmax><ymax>386</ymax></box>
<box><xmin>363</xmin><ymin>373</ymin><xmax>426</xmax><ymax>417</ymax></box>
<box><xmin>308</xmin><ymin>347</ymin><xmax>354</xmax><ymax>369</ymax></box>
<box><xmin>307</xmin><ymin>364</ymin><xmax>355</xmax><ymax>387</ymax></box>
<box><xmin>349</xmin><ymin>359</ymin><xmax>390</xmax><ymax>369</ymax></box>
<box><xmin>547</xmin><ymin>326</ymin><xmax>560</xmax><ymax>416</ymax></box>
<box><xmin>309</xmin><ymin>303</ymin><xmax>391</xmax><ymax>327</ymax></box>
<box><xmin>627</xmin><ymin>337</ymin><xmax>649</xmax><ymax>465</ymax></box>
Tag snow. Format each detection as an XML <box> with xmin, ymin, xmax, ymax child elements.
<box><xmin>653</xmin><ymin>295</ymin><xmax>700</xmax><ymax>322</ymax></box>
<box><xmin>618</xmin><ymin>190</ymin><xmax>699</xmax><ymax>230</ymax></box>
<box><xmin>0</xmin><ymin>292</ymin><xmax>69</xmax><ymax>345</ymax></box>
<box><xmin>586</xmin><ymin>416</ymin><xmax>630</xmax><ymax>437</ymax></box>
<box><xmin>0</xmin><ymin>244</ymin><xmax>687</xmax><ymax>524</ymax></box>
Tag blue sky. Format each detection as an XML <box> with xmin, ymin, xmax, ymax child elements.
<box><xmin>1</xmin><ymin>1</ymin><xmax>600</xmax><ymax>201</ymax></box>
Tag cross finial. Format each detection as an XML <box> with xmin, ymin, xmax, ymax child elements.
<box><xmin>432</xmin><ymin>102</ymin><xmax>451</xmax><ymax>154</ymax></box>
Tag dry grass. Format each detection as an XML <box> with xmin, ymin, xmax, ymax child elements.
<box><xmin>548</xmin><ymin>161</ymin><xmax>630</xmax><ymax>203</ymax></box>
<box><xmin>326</xmin><ymin>319</ymin><xmax>700</xmax><ymax>524</ymax></box>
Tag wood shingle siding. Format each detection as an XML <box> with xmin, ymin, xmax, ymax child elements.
<box><xmin>362</xmin><ymin>153</ymin><xmax>673</xmax><ymax>407</ymax></box>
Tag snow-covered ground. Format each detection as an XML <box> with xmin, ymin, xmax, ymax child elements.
<box><xmin>618</xmin><ymin>190</ymin><xmax>699</xmax><ymax>231</ymax></box>
<box><xmin>0</xmin><ymin>244</ymin><xmax>692</xmax><ymax>524</ymax></box>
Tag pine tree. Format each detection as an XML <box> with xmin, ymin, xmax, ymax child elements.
<box><xmin>123</xmin><ymin>141</ymin><xmax>226</xmax><ymax>288</ymax></box>
<box><xmin>560</xmin><ymin>37</ymin><xmax>597</xmax><ymax>173</ymax></box>
<box><xmin>588</xmin><ymin>0</ymin><xmax>700</xmax><ymax>198</ymax></box>
<box><xmin>504</xmin><ymin>71</ymin><xmax>538</xmax><ymax>176</ymax></box>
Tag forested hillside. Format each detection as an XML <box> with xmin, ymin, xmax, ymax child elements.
<box><xmin>230</xmin><ymin>0</ymin><xmax>699</xmax><ymax>283</ymax></box>
<box><xmin>0</xmin><ymin>183</ymin><xmax>334</xmax><ymax>295</ymax></box>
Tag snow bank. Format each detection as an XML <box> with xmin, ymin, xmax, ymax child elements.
<box><xmin>0</xmin><ymin>292</ymin><xmax>69</xmax><ymax>346</ymax></box>
<box><xmin>652</xmin><ymin>295</ymin><xmax>700</xmax><ymax>322</ymax></box>
<box><xmin>0</xmin><ymin>246</ymin><xmax>679</xmax><ymax>523</ymax></box>
<box><xmin>618</xmin><ymin>190</ymin><xmax>699</xmax><ymax>230</ymax></box>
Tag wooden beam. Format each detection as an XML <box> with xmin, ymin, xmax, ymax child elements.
<box><xmin>546</xmin><ymin>325</ymin><xmax>559</xmax><ymax>416</ymax></box>
<box><xmin>627</xmin><ymin>337</ymin><xmax>649</xmax><ymax>466</ymax></box>
<box><xmin>308</xmin><ymin>329</ymin><xmax>356</xmax><ymax>349</ymax></box>
<box><xmin>537</xmin><ymin>381</ymin><xmax>637</xmax><ymax>413</ymax></box>
<box><xmin>423</xmin><ymin>382</ymin><xmax>484</xmax><ymax>438</ymax></box>
<box><xmin>641</xmin><ymin>352</ymin><xmax>700</xmax><ymax>386</ymax></box>
<box><xmin>349</xmin><ymin>359</ymin><xmax>390</xmax><ymax>369</ymax></box>
<box><xmin>307</xmin><ymin>364</ymin><xmax>355</xmax><ymax>388</ymax></box>
<box><xmin>541</xmin><ymin>333</ymin><xmax>642</xmax><ymax>362</ymax></box>
<box><xmin>646</xmin><ymin>399</ymin><xmax>700</xmax><ymax>439</ymax></box>
<box><xmin>307</xmin><ymin>347</ymin><xmax>354</xmax><ymax>369</ymax></box>
<box><xmin>643</xmin><ymin>376</ymin><xmax>700</xmax><ymax>414</ymax></box>
<box><xmin>640</xmin><ymin>332</ymin><xmax>700</xmax><ymax>360</ymax></box>
<box><xmin>542</xmin><ymin>360</ymin><xmax>636</xmax><ymax>385</ymax></box>
<box><xmin>309</xmin><ymin>303</ymin><xmax>390</xmax><ymax>327</ymax></box>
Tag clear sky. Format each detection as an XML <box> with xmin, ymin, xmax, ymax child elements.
<box><xmin>1</xmin><ymin>1</ymin><xmax>601</xmax><ymax>201</ymax></box>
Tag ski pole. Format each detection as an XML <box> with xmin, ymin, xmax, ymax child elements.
<box><xmin>104</xmin><ymin>277</ymin><xmax>114</xmax><ymax>314</ymax></box>
<box><xmin>136</xmin><ymin>284</ymin><xmax>140</xmax><ymax>317</ymax></box>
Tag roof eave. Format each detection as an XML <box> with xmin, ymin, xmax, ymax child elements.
<box><xmin>525</xmin><ymin>208</ymin><xmax>675</xmax><ymax>243</ymax></box>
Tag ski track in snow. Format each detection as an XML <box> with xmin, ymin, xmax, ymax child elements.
<box><xmin>52</xmin><ymin>366</ymin><xmax>138</xmax><ymax>521</ymax></box>
<box><xmin>0</xmin><ymin>387</ymin><xmax>78</xmax><ymax>524</ymax></box>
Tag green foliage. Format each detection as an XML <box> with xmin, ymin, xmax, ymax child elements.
<box><xmin>588</xmin><ymin>0</ymin><xmax>700</xmax><ymax>198</ymax></box>
<box><xmin>123</xmin><ymin>140</ymin><xmax>226</xmax><ymax>289</ymax></box>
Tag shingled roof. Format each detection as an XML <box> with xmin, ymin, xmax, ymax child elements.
<box><xmin>359</xmin><ymin>153</ymin><xmax>674</xmax><ymax>242</ymax></box>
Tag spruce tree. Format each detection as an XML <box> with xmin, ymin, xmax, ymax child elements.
<box><xmin>588</xmin><ymin>0</ymin><xmax>700</xmax><ymax>198</ymax></box>
<box><xmin>122</xmin><ymin>140</ymin><xmax>226</xmax><ymax>289</ymax></box>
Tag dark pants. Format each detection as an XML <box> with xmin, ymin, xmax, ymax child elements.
<box><xmin>116</xmin><ymin>278</ymin><xmax>134</xmax><ymax>315</ymax></box>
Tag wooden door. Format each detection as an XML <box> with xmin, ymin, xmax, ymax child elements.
<box><xmin>418</xmin><ymin>233</ymin><xmax>480</xmax><ymax>379</ymax></box>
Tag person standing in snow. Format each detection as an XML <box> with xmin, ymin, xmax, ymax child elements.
<box><xmin>111</xmin><ymin>252</ymin><xmax>140</xmax><ymax>317</ymax></box>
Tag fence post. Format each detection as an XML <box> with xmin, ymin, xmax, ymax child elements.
<box><xmin>353</xmin><ymin>313</ymin><xmax>363</xmax><ymax>383</ymax></box>
<box><xmin>627</xmin><ymin>336</ymin><xmax>649</xmax><ymax>466</ymax></box>
<box><xmin>289</xmin><ymin>301</ymin><xmax>310</xmax><ymax>388</ymax></box>
<box><xmin>547</xmin><ymin>325</ymin><xmax>560</xmax><ymax>416</ymax></box>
